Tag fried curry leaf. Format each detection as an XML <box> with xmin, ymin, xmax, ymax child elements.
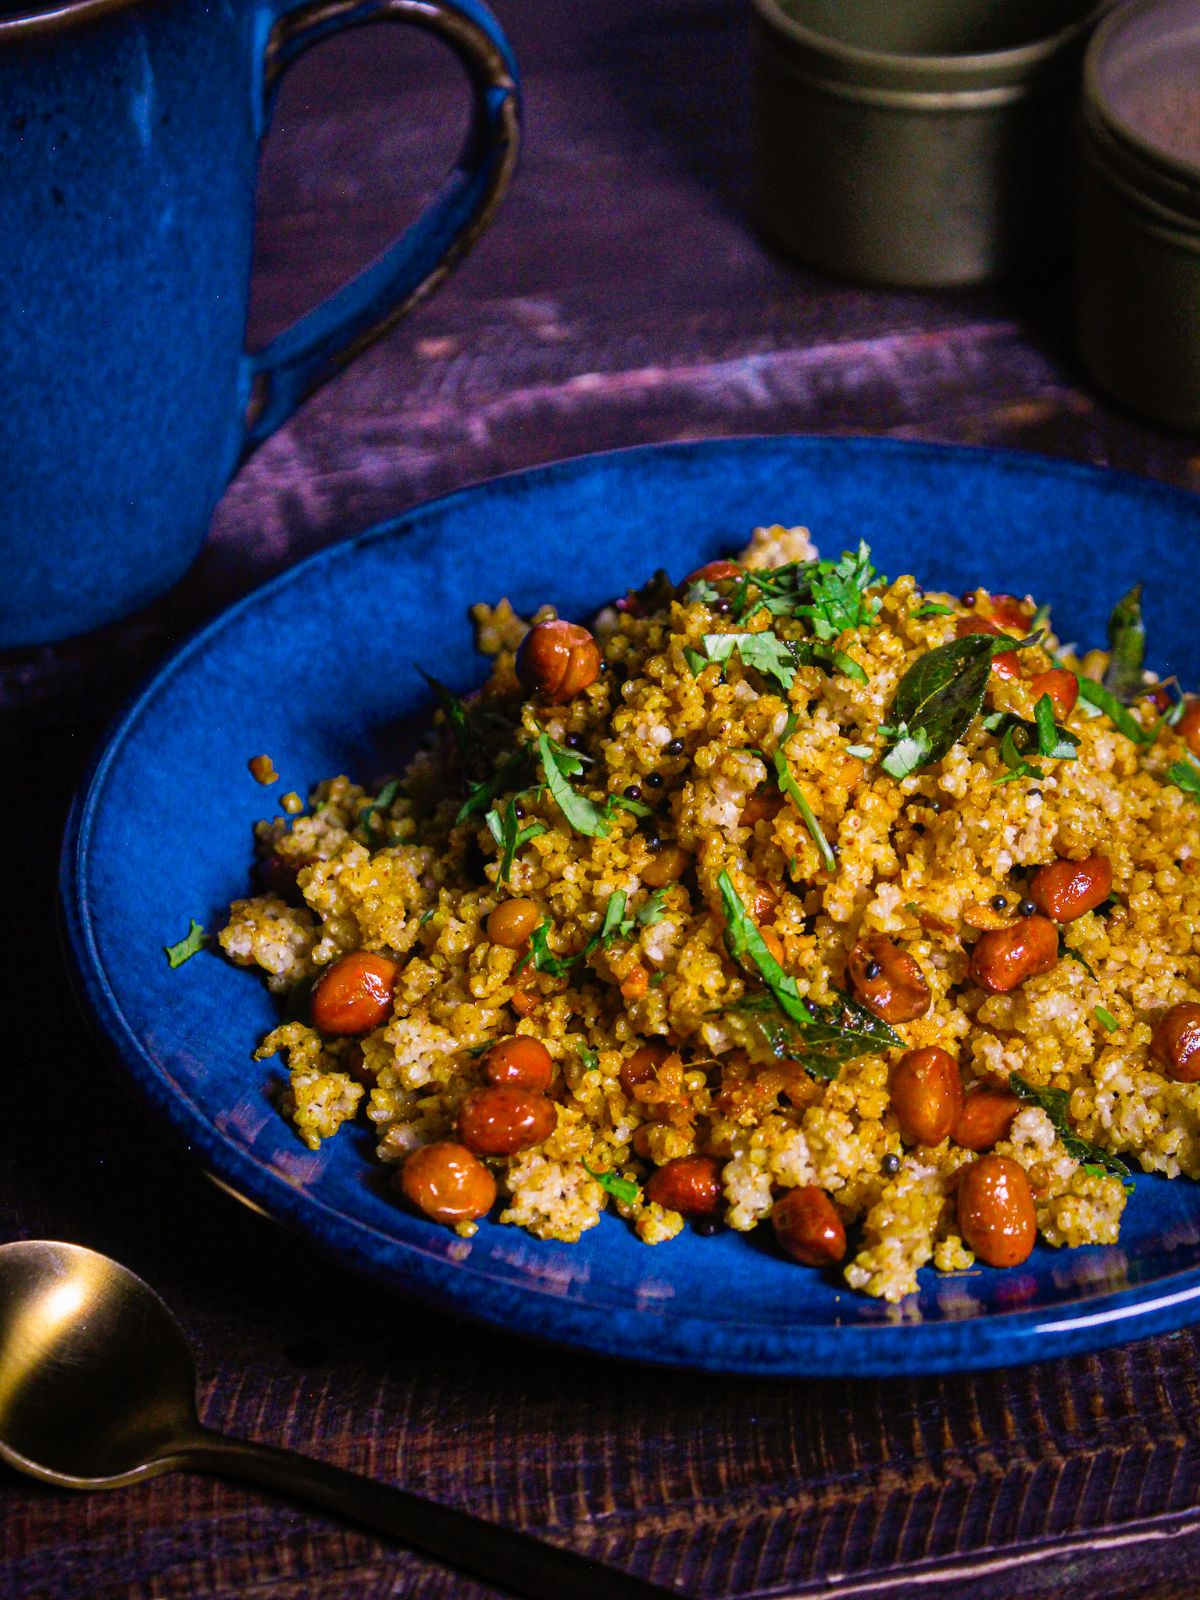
<box><xmin>1102</xmin><ymin>582</ymin><xmax>1147</xmax><ymax>704</ymax></box>
<box><xmin>538</xmin><ymin>731</ymin><xmax>611</xmax><ymax>838</ymax></box>
<box><xmin>701</xmin><ymin>630</ymin><xmax>797</xmax><ymax>694</ymax></box>
<box><xmin>1009</xmin><ymin>1072</ymin><xmax>1132</xmax><ymax>1180</ymax></box>
<box><xmin>881</xmin><ymin>631</ymin><xmax>1042</xmax><ymax>777</ymax></box>
<box><xmin>164</xmin><ymin>918</ymin><xmax>208</xmax><ymax>968</ymax></box>
<box><xmin>718</xmin><ymin>872</ymin><xmax>901</xmax><ymax>1077</ymax></box>
<box><xmin>736</xmin><ymin>991</ymin><xmax>902</xmax><ymax>1081</ymax></box>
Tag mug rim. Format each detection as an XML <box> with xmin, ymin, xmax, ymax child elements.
<box><xmin>0</xmin><ymin>0</ymin><xmax>142</xmax><ymax>35</ymax></box>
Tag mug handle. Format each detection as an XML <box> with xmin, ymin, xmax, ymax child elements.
<box><xmin>239</xmin><ymin>0</ymin><xmax>520</xmax><ymax>462</ymax></box>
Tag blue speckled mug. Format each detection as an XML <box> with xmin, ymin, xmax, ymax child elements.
<box><xmin>0</xmin><ymin>0</ymin><xmax>520</xmax><ymax>649</ymax></box>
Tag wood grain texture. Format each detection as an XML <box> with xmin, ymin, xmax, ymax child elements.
<box><xmin>7</xmin><ymin>2</ymin><xmax>1200</xmax><ymax>1596</ymax></box>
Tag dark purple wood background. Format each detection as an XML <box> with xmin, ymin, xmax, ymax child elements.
<box><xmin>7</xmin><ymin>3</ymin><xmax>1200</xmax><ymax>1596</ymax></box>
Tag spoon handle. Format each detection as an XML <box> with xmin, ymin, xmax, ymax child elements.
<box><xmin>182</xmin><ymin>1428</ymin><xmax>677</xmax><ymax>1600</ymax></box>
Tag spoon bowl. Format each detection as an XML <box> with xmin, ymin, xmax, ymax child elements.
<box><xmin>0</xmin><ymin>1240</ymin><xmax>199</xmax><ymax>1487</ymax></box>
<box><xmin>0</xmin><ymin>1239</ymin><xmax>675</xmax><ymax>1600</ymax></box>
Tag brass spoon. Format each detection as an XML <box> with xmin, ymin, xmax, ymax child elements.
<box><xmin>0</xmin><ymin>1240</ymin><xmax>676</xmax><ymax>1600</ymax></box>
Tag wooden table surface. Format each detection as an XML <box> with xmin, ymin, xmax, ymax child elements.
<box><xmin>7</xmin><ymin>3</ymin><xmax>1200</xmax><ymax>1596</ymax></box>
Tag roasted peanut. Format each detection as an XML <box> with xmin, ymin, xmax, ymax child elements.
<box><xmin>750</xmin><ymin>879</ymin><xmax>780</xmax><ymax>922</ymax></box>
<box><xmin>310</xmin><ymin>951</ymin><xmax>399</xmax><ymax>1035</ymax></box>
<box><xmin>1150</xmin><ymin>1002</ymin><xmax>1200</xmax><ymax>1082</ymax></box>
<box><xmin>642</xmin><ymin>843</ymin><xmax>689</xmax><ymax>887</ymax></box>
<box><xmin>515</xmin><ymin>619</ymin><xmax>601</xmax><ymax>703</ymax></box>
<box><xmin>847</xmin><ymin>934</ymin><xmax>931</xmax><ymax>1023</ymax></box>
<box><xmin>1028</xmin><ymin>854</ymin><xmax>1112</xmax><ymax>924</ymax></box>
<box><xmin>957</xmin><ymin>1154</ymin><xmax>1037</xmax><ymax>1268</ymax></box>
<box><xmin>771</xmin><ymin>1187</ymin><xmax>847</xmax><ymax>1267</ymax></box>
<box><xmin>619</xmin><ymin>1042</ymin><xmax>669</xmax><ymax>1098</ymax></box>
<box><xmin>952</xmin><ymin>1084</ymin><xmax>1021</xmax><ymax>1152</ymax></box>
<box><xmin>487</xmin><ymin>897</ymin><xmax>541</xmax><ymax>949</ymax></box>
<box><xmin>458</xmin><ymin>1086</ymin><xmax>557</xmax><ymax>1156</ymax></box>
<box><xmin>510</xmin><ymin>986</ymin><xmax>540</xmax><ymax>1018</ymax></box>
<box><xmin>645</xmin><ymin>1155</ymin><xmax>723</xmax><ymax>1217</ymax></box>
<box><xmin>969</xmin><ymin>914</ymin><xmax>1058</xmax><ymax>994</ymax></box>
<box><xmin>483</xmin><ymin>1036</ymin><xmax>555</xmax><ymax>1091</ymax></box>
<box><xmin>889</xmin><ymin>1047</ymin><xmax>962</xmax><ymax>1146</ymax></box>
<box><xmin>741</xmin><ymin>790</ymin><xmax>783</xmax><ymax>827</ymax></box>
<box><xmin>1178</xmin><ymin>700</ymin><xmax>1200</xmax><ymax>756</ymax></box>
<box><xmin>1028</xmin><ymin>667</ymin><xmax>1079</xmax><ymax>721</ymax></box>
<box><xmin>399</xmin><ymin>1141</ymin><xmax>496</xmax><ymax>1225</ymax></box>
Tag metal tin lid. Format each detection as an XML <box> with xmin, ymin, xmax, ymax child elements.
<box><xmin>1084</xmin><ymin>0</ymin><xmax>1200</xmax><ymax>225</ymax></box>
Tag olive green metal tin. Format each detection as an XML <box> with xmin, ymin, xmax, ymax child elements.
<box><xmin>1076</xmin><ymin>0</ymin><xmax>1200</xmax><ymax>432</ymax></box>
<box><xmin>753</xmin><ymin>0</ymin><xmax>1107</xmax><ymax>287</ymax></box>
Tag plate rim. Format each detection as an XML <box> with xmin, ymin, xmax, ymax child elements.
<box><xmin>59</xmin><ymin>433</ymin><xmax>1200</xmax><ymax>1375</ymax></box>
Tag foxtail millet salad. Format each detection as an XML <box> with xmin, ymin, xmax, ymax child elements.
<box><xmin>217</xmin><ymin>525</ymin><xmax>1200</xmax><ymax>1301</ymax></box>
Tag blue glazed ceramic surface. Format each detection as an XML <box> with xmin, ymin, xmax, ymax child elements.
<box><xmin>0</xmin><ymin>0</ymin><xmax>518</xmax><ymax>647</ymax></box>
<box><xmin>61</xmin><ymin>437</ymin><xmax>1200</xmax><ymax>1375</ymax></box>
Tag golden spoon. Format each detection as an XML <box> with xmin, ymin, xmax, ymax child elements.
<box><xmin>0</xmin><ymin>1240</ymin><xmax>676</xmax><ymax>1600</ymax></box>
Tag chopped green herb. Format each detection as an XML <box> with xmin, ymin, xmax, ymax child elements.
<box><xmin>465</xmin><ymin>1037</ymin><xmax>498</xmax><ymax>1057</ymax></box>
<box><xmin>576</xmin><ymin>1040</ymin><xmax>600</xmax><ymax>1071</ymax></box>
<box><xmin>795</xmin><ymin>541</ymin><xmax>884</xmax><ymax>639</ymax></box>
<box><xmin>1166</xmin><ymin>752</ymin><xmax>1200</xmax><ymax>802</ymax></box>
<box><xmin>605</xmin><ymin>792</ymin><xmax>653</xmax><ymax>819</ymax></box>
<box><xmin>517</xmin><ymin>920</ymin><xmax>576</xmax><ymax>980</ymax></box>
<box><xmin>1009</xmin><ymin>1072</ymin><xmax>1132</xmax><ymax>1181</ymax></box>
<box><xmin>701</xmin><ymin>630</ymin><xmax>798</xmax><ymax>694</ymax></box>
<box><xmin>1102</xmin><ymin>583</ymin><xmax>1146</xmax><ymax>704</ymax></box>
<box><xmin>357</xmin><ymin>777</ymin><xmax>402</xmax><ymax>839</ymax></box>
<box><xmin>584</xmin><ymin>1161</ymin><xmax>642</xmax><ymax>1205</ymax></box>
<box><xmin>1075</xmin><ymin>675</ymin><xmax>1159</xmax><ymax>745</ymax></box>
<box><xmin>456</xmin><ymin>746</ymin><xmax>537</xmax><ymax>826</ymax></box>
<box><xmin>419</xmin><ymin>908</ymin><xmax>436</xmax><ymax>925</ymax></box>
<box><xmin>417</xmin><ymin>668</ymin><xmax>469</xmax><ymax>743</ymax></box>
<box><xmin>596</xmin><ymin>890</ymin><xmax>628</xmax><ymax>946</ymax></box>
<box><xmin>683</xmin><ymin>646</ymin><xmax>707</xmax><ymax>678</ymax></box>
<box><xmin>1095</xmin><ymin>1005</ymin><xmax>1118</xmax><ymax>1033</ymax></box>
<box><xmin>1033</xmin><ymin>696</ymin><xmax>1080</xmax><ymax>761</ymax></box>
<box><xmin>538</xmin><ymin>731</ymin><xmax>611</xmax><ymax>838</ymax></box>
<box><xmin>637</xmin><ymin>887</ymin><xmax>670</xmax><ymax>928</ymax></box>
<box><xmin>1031</xmin><ymin>601</ymin><xmax>1053</xmax><ymax>634</ymax></box>
<box><xmin>914</xmin><ymin>601</ymin><xmax>957</xmax><ymax>618</ymax></box>
<box><xmin>1059</xmin><ymin>935</ymin><xmax>1097</xmax><ymax>979</ymax></box>
<box><xmin>997</xmin><ymin>722</ymin><xmax>1045</xmax><ymax>784</ymax></box>
<box><xmin>878</xmin><ymin>722</ymin><xmax>933</xmax><ymax>781</ymax></box>
<box><xmin>164</xmin><ymin>918</ymin><xmax>208</xmax><ymax>968</ymax></box>
<box><xmin>772</xmin><ymin>747</ymin><xmax>836</xmax><ymax>873</ymax></box>
<box><xmin>830</xmin><ymin>647</ymin><xmax>869</xmax><ymax>685</ymax></box>
<box><xmin>487</xmin><ymin>797</ymin><xmax>548</xmax><ymax>886</ymax></box>
<box><xmin>846</xmin><ymin>744</ymin><xmax>874</xmax><ymax>760</ymax></box>
<box><xmin>649</xmin><ymin>971</ymin><xmax>665</xmax><ymax>987</ymax></box>
<box><xmin>717</xmin><ymin>870</ymin><xmax>812</xmax><ymax>1025</ymax></box>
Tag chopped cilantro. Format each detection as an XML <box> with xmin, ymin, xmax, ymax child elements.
<box><xmin>456</xmin><ymin>746</ymin><xmax>537</xmax><ymax>826</ymax></box>
<box><xmin>576</xmin><ymin>1040</ymin><xmax>600</xmax><ymax>1072</ymax></box>
<box><xmin>830</xmin><ymin>647</ymin><xmax>869</xmax><ymax>685</ymax></box>
<box><xmin>914</xmin><ymin>601</ymin><xmax>956</xmax><ymax>618</ymax></box>
<box><xmin>164</xmin><ymin>918</ymin><xmax>208</xmax><ymax>968</ymax></box>
<box><xmin>1095</xmin><ymin>1005</ymin><xmax>1119</xmax><ymax>1033</ymax></box>
<box><xmin>538</xmin><ymin>731</ymin><xmax>611</xmax><ymax>838</ymax></box>
<box><xmin>1102</xmin><ymin>583</ymin><xmax>1146</xmax><ymax>704</ymax></box>
<box><xmin>1033</xmin><ymin>696</ymin><xmax>1080</xmax><ymax>761</ymax></box>
<box><xmin>794</xmin><ymin>542</ymin><xmax>884</xmax><ymax>639</ymax></box>
<box><xmin>637</xmin><ymin>887</ymin><xmax>671</xmax><ymax>927</ymax></box>
<box><xmin>845</xmin><ymin>743</ymin><xmax>874</xmax><ymax>760</ymax></box>
<box><xmin>357</xmin><ymin>777</ymin><xmax>402</xmax><ymax>840</ymax></box>
<box><xmin>605</xmin><ymin>792</ymin><xmax>653</xmax><ymax>819</ymax></box>
<box><xmin>772</xmin><ymin>744</ymin><xmax>836</xmax><ymax>873</ymax></box>
<box><xmin>487</xmin><ymin>796</ymin><xmax>548</xmax><ymax>886</ymax></box>
<box><xmin>1059</xmin><ymin>936</ymin><xmax>1096</xmax><ymax>979</ymax></box>
<box><xmin>879</xmin><ymin>723</ymin><xmax>933</xmax><ymax>781</ymax></box>
<box><xmin>1166</xmin><ymin>752</ymin><xmax>1200</xmax><ymax>802</ymax></box>
<box><xmin>516</xmin><ymin>921</ymin><xmax>576</xmax><ymax>980</ymax></box>
<box><xmin>684</xmin><ymin>646</ymin><xmax>707</xmax><ymax>677</ymax></box>
<box><xmin>584</xmin><ymin>1161</ymin><xmax>642</xmax><ymax>1205</ymax></box>
<box><xmin>700</xmin><ymin>630</ymin><xmax>798</xmax><ymax>694</ymax></box>
<box><xmin>1075</xmin><ymin>675</ymin><xmax>1159</xmax><ymax>744</ymax></box>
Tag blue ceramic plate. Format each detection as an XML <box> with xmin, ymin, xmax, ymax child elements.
<box><xmin>61</xmin><ymin>437</ymin><xmax>1200</xmax><ymax>1375</ymax></box>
